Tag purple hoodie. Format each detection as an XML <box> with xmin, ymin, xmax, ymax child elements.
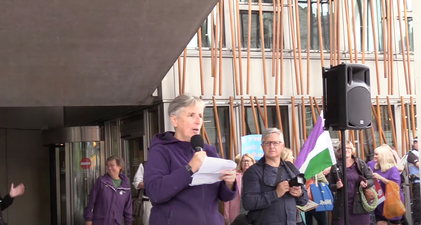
<box><xmin>84</xmin><ymin>173</ymin><xmax>133</xmax><ymax>225</ymax></box>
<box><xmin>144</xmin><ymin>132</ymin><xmax>238</xmax><ymax>225</ymax></box>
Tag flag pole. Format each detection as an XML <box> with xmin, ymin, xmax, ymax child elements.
<box><xmin>340</xmin><ymin>129</ymin><xmax>349</xmax><ymax>225</ymax></box>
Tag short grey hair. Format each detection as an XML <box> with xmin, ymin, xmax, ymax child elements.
<box><xmin>261</xmin><ymin>128</ymin><xmax>284</xmax><ymax>143</ymax></box>
<box><xmin>168</xmin><ymin>94</ymin><xmax>205</xmax><ymax>117</ymax></box>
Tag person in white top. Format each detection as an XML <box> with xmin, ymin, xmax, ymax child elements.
<box><xmin>133</xmin><ymin>162</ymin><xmax>152</xmax><ymax>225</ymax></box>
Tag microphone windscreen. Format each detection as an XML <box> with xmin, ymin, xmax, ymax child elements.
<box><xmin>190</xmin><ymin>135</ymin><xmax>204</xmax><ymax>150</ymax></box>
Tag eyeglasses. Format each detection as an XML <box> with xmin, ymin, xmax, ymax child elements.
<box><xmin>242</xmin><ymin>160</ymin><xmax>252</xmax><ymax>164</ymax></box>
<box><xmin>262</xmin><ymin>141</ymin><xmax>282</xmax><ymax>146</ymax></box>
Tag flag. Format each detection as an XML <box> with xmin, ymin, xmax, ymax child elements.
<box><xmin>295</xmin><ymin>111</ymin><xmax>336</xmax><ymax>180</ymax></box>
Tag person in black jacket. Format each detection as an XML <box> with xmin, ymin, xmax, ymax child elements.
<box><xmin>330</xmin><ymin>141</ymin><xmax>374</xmax><ymax>225</ymax></box>
<box><xmin>242</xmin><ymin>128</ymin><xmax>308</xmax><ymax>225</ymax></box>
<box><xmin>0</xmin><ymin>183</ymin><xmax>25</xmax><ymax>225</ymax></box>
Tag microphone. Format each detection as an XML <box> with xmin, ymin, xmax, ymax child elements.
<box><xmin>190</xmin><ymin>135</ymin><xmax>204</xmax><ymax>152</ymax></box>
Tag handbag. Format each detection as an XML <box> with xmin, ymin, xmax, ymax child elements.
<box><xmin>383</xmin><ymin>181</ymin><xmax>406</xmax><ymax>219</ymax></box>
<box><xmin>310</xmin><ymin>183</ymin><xmax>334</xmax><ymax>212</ymax></box>
<box><xmin>132</xmin><ymin>189</ymin><xmax>144</xmax><ymax>219</ymax></box>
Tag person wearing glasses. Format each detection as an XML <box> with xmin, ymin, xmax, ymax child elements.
<box><xmin>242</xmin><ymin>128</ymin><xmax>308</xmax><ymax>225</ymax></box>
<box><xmin>224</xmin><ymin>153</ymin><xmax>256</xmax><ymax>224</ymax></box>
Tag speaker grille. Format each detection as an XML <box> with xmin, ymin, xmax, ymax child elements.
<box><xmin>347</xmin><ymin>86</ymin><xmax>371</xmax><ymax>128</ymax></box>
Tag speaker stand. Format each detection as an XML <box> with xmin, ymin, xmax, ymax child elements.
<box><xmin>340</xmin><ymin>129</ymin><xmax>349</xmax><ymax>225</ymax></box>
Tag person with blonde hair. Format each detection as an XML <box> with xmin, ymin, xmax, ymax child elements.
<box><xmin>281</xmin><ymin>148</ymin><xmax>294</xmax><ymax>163</ymax></box>
<box><xmin>224</xmin><ymin>153</ymin><xmax>256</xmax><ymax>224</ymax></box>
<box><xmin>368</xmin><ymin>144</ymin><xmax>404</xmax><ymax>225</ymax></box>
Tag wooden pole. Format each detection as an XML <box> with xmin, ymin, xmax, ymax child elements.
<box><xmin>344</xmin><ymin>0</ymin><xmax>354</xmax><ymax>63</ymax></box>
<box><xmin>309</xmin><ymin>96</ymin><xmax>317</xmax><ymax>123</ymax></box>
<box><xmin>401</xmin><ymin>97</ymin><xmax>410</xmax><ymax>152</ymax></box>
<box><xmin>213</xmin><ymin>97</ymin><xmax>225</xmax><ymax>158</ymax></box>
<box><xmin>351</xmin><ymin>0</ymin><xmax>359</xmax><ymax>63</ymax></box>
<box><xmin>335</xmin><ymin>0</ymin><xmax>341</xmax><ymax>65</ymax></box>
<box><xmin>275</xmin><ymin>96</ymin><xmax>284</xmax><ymax>134</ymax></box>
<box><xmin>235</xmin><ymin>0</ymin><xmax>244</xmax><ymax>95</ymax></box>
<box><xmin>228</xmin><ymin>0</ymin><xmax>240</xmax><ymax>95</ymax></box>
<box><xmin>388</xmin><ymin>0</ymin><xmax>394</xmax><ymax>95</ymax></box>
<box><xmin>182</xmin><ymin>48</ymin><xmax>187</xmax><ymax>94</ymax></box>
<box><xmin>250</xmin><ymin>96</ymin><xmax>260</xmax><ymax>134</ymax></box>
<box><xmin>263</xmin><ymin>96</ymin><xmax>268</xmax><ymax>128</ymax></box>
<box><xmin>280</xmin><ymin>0</ymin><xmax>285</xmax><ymax>95</ymax></box>
<box><xmin>302</xmin><ymin>97</ymin><xmax>307</xmax><ymax>141</ymax></box>
<box><xmin>313</xmin><ymin>97</ymin><xmax>321</xmax><ymax>115</ymax></box>
<box><xmin>316</xmin><ymin>0</ymin><xmax>325</xmax><ymax>69</ymax></box>
<box><xmin>397</xmin><ymin>0</ymin><xmax>409</xmax><ymax>94</ymax></box>
<box><xmin>213</xmin><ymin>5</ymin><xmax>220</xmax><ymax>95</ymax></box>
<box><xmin>306</xmin><ymin>0</ymin><xmax>311</xmax><ymax>94</ymax></box>
<box><xmin>294</xmin><ymin>0</ymin><xmax>304</xmax><ymax>95</ymax></box>
<box><xmin>178</xmin><ymin>57</ymin><xmax>182</xmax><ymax>95</ymax></box>
<box><xmin>288</xmin><ymin>0</ymin><xmax>301</xmax><ymax>95</ymax></box>
<box><xmin>361</xmin><ymin>0</ymin><xmax>367</xmax><ymax>63</ymax></box>
<box><xmin>410</xmin><ymin>96</ymin><xmax>416</xmax><ymax>138</ymax></box>
<box><xmin>291</xmin><ymin>97</ymin><xmax>300</xmax><ymax>156</ymax></box>
<box><xmin>241</xmin><ymin>97</ymin><xmax>246</xmax><ymax>136</ymax></box>
<box><xmin>387</xmin><ymin>96</ymin><xmax>397</xmax><ymax>147</ymax></box>
<box><xmin>329</xmin><ymin>0</ymin><xmax>333</xmax><ymax>66</ymax></box>
<box><xmin>403</xmin><ymin>0</ymin><xmax>412</xmax><ymax>94</ymax></box>
<box><xmin>247</xmin><ymin>0</ymin><xmax>252</xmax><ymax>94</ymax></box>
<box><xmin>380</xmin><ymin>0</ymin><xmax>388</xmax><ymax>81</ymax></box>
<box><xmin>275</xmin><ymin>0</ymin><xmax>282</xmax><ymax>95</ymax></box>
<box><xmin>272</xmin><ymin>0</ymin><xmax>278</xmax><ymax>78</ymax></box>
<box><xmin>211</xmin><ymin>9</ymin><xmax>216</xmax><ymax>78</ymax></box>
<box><xmin>255</xmin><ymin>97</ymin><xmax>267</xmax><ymax>129</ymax></box>
<box><xmin>230</xmin><ymin>97</ymin><xmax>237</xmax><ymax>158</ymax></box>
<box><xmin>258</xmin><ymin>0</ymin><xmax>268</xmax><ymax>95</ymax></box>
<box><xmin>219</xmin><ymin>0</ymin><xmax>224</xmax><ymax>96</ymax></box>
<box><xmin>369</xmin><ymin>0</ymin><xmax>381</xmax><ymax>95</ymax></box>
<box><xmin>198</xmin><ymin>28</ymin><xmax>205</xmax><ymax>95</ymax></box>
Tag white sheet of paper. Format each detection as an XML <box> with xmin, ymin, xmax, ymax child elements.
<box><xmin>190</xmin><ymin>156</ymin><xmax>237</xmax><ymax>186</ymax></box>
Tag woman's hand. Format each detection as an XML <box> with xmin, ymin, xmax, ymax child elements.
<box><xmin>9</xmin><ymin>183</ymin><xmax>25</xmax><ymax>198</ymax></box>
<box><xmin>372</xmin><ymin>173</ymin><xmax>388</xmax><ymax>184</ymax></box>
<box><xmin>86</xmin><ymin>222</ymin><xmax>92</xmax><ymax>225</ymax></box>
<box><xmin>336</xmin><ymin>180</ymin><xmax>343</xmax><ymax>189</ymax></box>
<box><xmin>220</xmin><ymin>170</ymin><xmax>236</xmax><ymax>190</ymax></box>
<box><xmin>360</xmin><ymin>180</ymin><xmax>368</xmax><ymax>188</ymax></box>
<box><xmin>189</xmin><ymin>151</ymin><xmax>207</xmax><ymax>173</ymax></box>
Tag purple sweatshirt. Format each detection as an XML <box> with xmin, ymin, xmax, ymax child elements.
<box><xmin>84</xmin><ymin>173</ymin><xmax>133</xmax><ymax>225</ymax></box>
<box><xmin>144</xmin><ymin>132</ymin><xmax>238</xmax><ymax>225</ymax></box>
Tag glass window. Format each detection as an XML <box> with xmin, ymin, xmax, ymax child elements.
<box><xmin>298</xmin><ymin>0</ymin><xmax>332</xmax><ymax>50</ymax></box>
<box><xmin>187</xmin><ymin>8</ymin><xmax>226</xmax><ymax>48</ymax></box>
<box><xmin>244</xmin><ymin>106</ymin><xmax>290</xmax><ymax>148</ymax></box>
<box><xmin>304</xmin><ymin>106</ymin><xmax>339</xmax><ymax>139</ymax></box>
<box><xmin>240</xmin><ymin>11</ymin><xmax>275</xmax><ymax>49</ymax></box>
<box><xmin>240</xmin><ymin>0</ymin><xmax>274</xmax><ymax>3</ymax></box>
<box><xmin>405</xmin><ymin>103</ymin><xmax>417</xmax><ymax>140</ymax></box>
<box><xmin>361</xmin><ymin>105</ymin><xmax>395</xmax><ymax>161</ymax></box>
<box><xmin>365</xmin><ymin>0</ymin><xmax>385</xmax><ymax>52</ymax></box>
<box><xmin>203</xmin><ymin>107</ymin><xmax>231</xmax><ymax>159</ymax></box>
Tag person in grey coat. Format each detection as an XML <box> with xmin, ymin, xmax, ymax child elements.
<box><xmin>242</xmin><ymin>128</ymin><xmax>308</xmax><ymax>225</ymax></box>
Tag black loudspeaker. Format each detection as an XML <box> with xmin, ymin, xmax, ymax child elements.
<box><xmin>323</xmin><ymin>63</ymin><xmax>372</xmax><ymax>130</ymax></box>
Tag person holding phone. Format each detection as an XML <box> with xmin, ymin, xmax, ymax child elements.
<box><xmin>329</xmin><ymin>141</ymin><xmax>374</xmax><ymax>225</ymax></box>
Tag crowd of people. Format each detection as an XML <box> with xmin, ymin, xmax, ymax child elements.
<box><xmin>80</xmin><ymin>94</ymin><xmax>420</xmax><ymax>225</ymax></box>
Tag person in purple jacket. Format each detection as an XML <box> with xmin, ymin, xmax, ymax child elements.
<box><xmin>84</xmin><ymin>155</ymin><xmax>133</xmax><ymax>225</ymax></box>
<box><xmin>368</xmin><ymin>144</ymin><xmax>404</xmax><ymax>225</ymax></box>
<box><xmin>144</xmin><ymin>94</ymin><xmax>237</xmax><ymax>225</ymax></box>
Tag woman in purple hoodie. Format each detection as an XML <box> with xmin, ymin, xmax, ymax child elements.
<box><xmin>84</xmin><ymin>156</ymin><xmax>133</xmax><ymax>225</ymax></box>
<box><xmin>144</xmin><ymin>94</ymin><xmax>238</xmax><ymax>225</ymax></box>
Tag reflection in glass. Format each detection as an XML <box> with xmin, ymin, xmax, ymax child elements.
<box><xmin>203</xmin><ymin>107</ymin><xmax>231</xmax><ymax>158</ymax></box>
<box><xmin>240</xmin><ymin>11</ymin><xmax>276</xmax><ymax>49</ymax></box>
<box><xmin>298</xmin><ymin>0</ymin><xmax>331</xmax><ymax>50</ymax></box>
<box><xmin>244</xmin><ymin>106</ymin><xmax>290</xmax><ymax>148</ymax></box>
<box><xmin>187</xmin><ymin>6</ymin><xmax>226</xmax><ymax>48</ymax></box>
<box><xmin>72</xmin><ymin>142</ymin><xmax>101</xmax><ymax>225</ymax></box>
<box><xmin>362</xmin><ymin>106</ymin><xmax>395</xmax><ymax>161</ymax></box>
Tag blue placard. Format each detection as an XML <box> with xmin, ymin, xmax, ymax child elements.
<box><xmin>241</xmin><ymin>134</ymin><xmax>264</xmax><ymax>160</ymax></box>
